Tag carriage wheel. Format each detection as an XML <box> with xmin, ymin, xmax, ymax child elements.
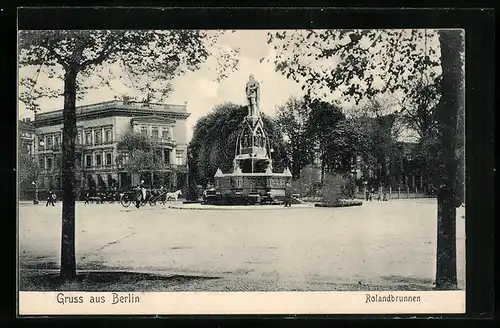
<box><xmin>120</xmin><ymin>196</ymin><xmax>131</xmax><ymax>208</ymax></box>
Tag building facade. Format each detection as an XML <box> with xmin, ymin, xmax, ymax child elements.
<box><xmin>33</xmin><ymin>100</ymin><xmax>190</xmax><ymax>192</ymax></box>
<box><xmin>19</xmin><ymin>118</ymin><xmax>36</xmax><ymax>156</ymax></box>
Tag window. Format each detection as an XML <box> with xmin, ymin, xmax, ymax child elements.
<box><xmin>54</xmin><ymin>135</ymin><xmax>60</xmax><ymax>148</ymax></box>
<box><xmin>46</xmin><ymin>136</ymin><xmax>52</xmax><ymax>149</ymax></box>
<box><xmin>55</xmin><ymin>157</ymin><xmax>61</xmax><ymax>169</ymax></box>
<box><xmin>176</xmin><ymin>152</ymin><xmax>183</xmax><ymax>166</ymax></box>
<box><xmin>105</xmin><ymin>129</ymin><xmax>112</xmax><ymax>143</ymax></box>
<box><xmin>140</xmin><ymin>125</ymin><xmax>148</xmax><ymax>135</ymax></box>
<box><xmin>96</xmin><ymin>154</ymin><xmax>102</xmax><ymax>166</ymax></box>
<box><xmin>47</xmin><ymin>158</ymin><xmax>53</xmax><ymax>171</ymax></box>
<box><xmin>152</xmin><ymin>127</ymin><xmax>159</xmax><ymax>138</ymax></box>
<box><xmin>95</xmin><ymin>130</ymin><xmax>101</xmax><ymax>145</ymax></box>
<box><xmin>106</xmin><ymin>153</ymin><xmax>112</xmax><ymax>166</ymax></box>
<box><xmin>164</xmin><ymin>149</ymin><xmax>170</xmax><ymax>165</ymax></box>
<box><xmin>39</xmin><ymin>158</ymin><xmax>45</xmax><ymax>170</ymax></box>
<box><xmin>162</xmin><ymin>128</ymin><xmax>169</xmax><ymax>139</ymax></box>
<box><xmin>77</xmin><ymin>132</ymin><xmax>82</xmax><ymax>145</ymax></box>
<box><xmin>39</xmin><ymin>137</ymin><xmax>44</xmax><ymax>149</ymax></box>
<box><xmin>76</xmin><ymin>156</ymin><xmax>82</xmax><ymax>168</ymax></box>
<box><xmin>86</xmin><ymin>155</ymin><xmax>92</xmax><ymax>167</ymax></box>
<box><xmin>85</xmin><ymin>132</ymin><xmax>92</xmax><ymax>145</ymax></box>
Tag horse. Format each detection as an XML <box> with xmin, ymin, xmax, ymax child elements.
<box><xmin>165</xmin><ymin>190</ymin><xmax>182</xmax><ymax>201</ymax></box>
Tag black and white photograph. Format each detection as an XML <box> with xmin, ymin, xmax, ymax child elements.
<box><xmin>16</xmin><ymin>16</ymin><xmax>472</xmax><ymax>315</ymax></box>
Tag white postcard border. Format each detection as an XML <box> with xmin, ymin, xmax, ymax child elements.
<box><xmin>19</xmin><ymin>291</ymin><xmax>465</xmax><ymax>315</ymax></box>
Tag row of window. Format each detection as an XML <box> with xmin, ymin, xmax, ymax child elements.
<box><xmin>38</xmin><ymin>126</ymin><xmax>114</xmax><ymax>150</ymax></box>
<box><xmin>79</xmin><ymin>126</ymin><xmax>113</xmax><ymax>145</ymax></box>
<box><xmin>136</xmin><ymin>124</ymin><xmax>173</xmax><ymax>140</ymax></box>
<box><xmin>39</xmin><ymin>152</ymin><xmax>185</xmax><ymax>170</ymax></box>
<box><xmin>39</xmin><ymin>156</ymin><xmax>61</xmax><ymax>171</ymax></box>
<box><xmin>83</xmin><ymin>153</ymin><xmax>113</xmax><ymax>168</ymax></box>
<box><xmin>39</xmin><ymin>152</ymin><xmax>114</xmax><ymax>171</ymax></box>
<box><xmin>38</xmin><ymin>133</ymin><xmax>62</xmax><ymax>150</ymax></box>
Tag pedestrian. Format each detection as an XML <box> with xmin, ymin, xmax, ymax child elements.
<box><xmin>135</xmin><ymin>180</ymin><xmax>147</xmax><ymax>208</ymax></box>
<box><xmin>46</xmin><ymin>190</ymin><xmax>55</xmax><ymax>207</ymax></box>
<box><xmin>284</xmin><ymin>182</ymin><xmax>293</xmax><ymax>207</ymax></box>
<box><xmin>140</xmin><ymin>180</ymin><xmax>147</xmax><ymax>202</ymax></box>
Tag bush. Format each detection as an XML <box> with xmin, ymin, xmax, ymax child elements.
<box><xmin>314</xmin><ymin>199</ymin><xmax>363</xmax><ymax>207</ymax></box>
<box><xmin>321</xmin><ymin>173</ymin><xmax>345</xmax><ymax>205</ymax></box>
<box><xmin>292</xmin><ymin>165</ymin><xmax>322</xmax><ymax>197</ymax></box>
<box><xmin>320</xmin><ymin>173</ymin><xmax>357</xmax><ymax>205</ymax></box>
<box><xmin>342</xmin><ymin>176</ymin><xmax>356</xmax><ymax>199</ymax></box>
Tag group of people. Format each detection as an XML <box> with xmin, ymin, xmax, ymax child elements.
<box><xmin>365</xmin><ymin>188</ymin><xmax>388</xmax><ymax>201</ymax></box>
<box><xmin>132</xmin><ymin>180</ymin><xmax>172</xmax><ymax>208</ymax></box>
<box><xmin>45</xmin><ymin>190</ymin><xmax>57</xmax><ymax>206</ymax></box>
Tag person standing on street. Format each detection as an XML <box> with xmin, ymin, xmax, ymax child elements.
<box><xmin>46</xmin><ymin>190</ymin><xmax>55</xmax><ymax>207</ymax></box>
<box><xmin>140</xmin><ymin>180</ymin><xmax>147</xmax><ymax>202</ymax></box>
<box><xmin>284</xmin><ymin>182</ymin><xmax>293</xmax><ymax>207</ymax></box>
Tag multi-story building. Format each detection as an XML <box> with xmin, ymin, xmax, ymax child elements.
<box><xmin>33</xmin><ymin>100</ymin><xmax>190</xmax><ymax>192</ymax></box>
<box><xmin>19</xmin><ymin>118</ymin><xmax>37</xmax><ymax>200</ymax></box>
<box><xmin>19</xmin><ymin>118</ymin><xmax>36</xmax><ymax>156</ymax></box>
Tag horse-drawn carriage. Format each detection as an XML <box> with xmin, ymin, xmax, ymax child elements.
<box><xmin>119</xmin><ymin>187</ymin><xmax>182</xmax><ymax>208</ymax></box>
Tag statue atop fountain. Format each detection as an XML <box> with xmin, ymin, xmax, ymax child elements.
<box><xmin>245</xmin><ymin>74</ymin><xmax>260</xmax><ymax>118</ymax></box>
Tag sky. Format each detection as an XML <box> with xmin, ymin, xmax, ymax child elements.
<box><xmin>18</xmin><ymin>29</ymin><xmax>440</xmax><ymax>142</ymax></box>
<box><xmin>18</xmin><ymin>30</ymin><xmax>308</xmax><ymax>142</ymax></box>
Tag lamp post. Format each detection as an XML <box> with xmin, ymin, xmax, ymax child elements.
<box><xmin>32</xmin><ymin>140</ymin><xmax>45</xmax><ymax>205</ymax></box>
<box><xmin>363</xmin><ymin>180</ymin><xmax>368</xmax><ymax>201</ymax></box>
<box><xmin>32</xmin><ymin>181</ymin><xmax>39</xmax><ymax>204</ymax></box>
<box><xmin>270</xmin><ymin>148</ymin><xmax>274</xmax><ymax>171</ymax></box>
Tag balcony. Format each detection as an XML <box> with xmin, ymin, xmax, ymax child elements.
<box><xmin>150</xmin><ymin>137</ymin><xmax>175</xmax><ymax>146</ymax></box>
<box><xmin>80</xmin><ymin>164</ymin><xmax>117</xmax><ymax>172</ymax></box>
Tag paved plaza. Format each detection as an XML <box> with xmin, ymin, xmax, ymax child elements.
<box><xmin>18</xmin><ymin>199</ymin><xmax>465</xmax><ymax>290</ymax></box>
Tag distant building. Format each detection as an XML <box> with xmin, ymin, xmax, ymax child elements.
<box><xmin>352</xmin><ymin>140</ymin><xmax>426</xmax><ymax>191</ymax></box>
<box><xmin>33</xmin><ymin>100</ymin><xmax>190</xmax><ymax>192</ymax></box>
<box><xmin>19</xmin><ymin>118</ymin><xmax>36</xmax><ymax>156</ymax></box>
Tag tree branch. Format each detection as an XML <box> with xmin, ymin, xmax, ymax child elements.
<box><xmin>47</xmin><ymin>47</ymin><xmax>70</xmax><ymax>71</ymax></box>
<box><xmin>79</xmin><ymin>38</ymin><xmax>117</xmax><ymax>72</ymax></box>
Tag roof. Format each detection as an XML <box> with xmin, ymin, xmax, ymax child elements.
<box><xmin>131</xmin><ymin>115</ymin><xmax>176</xmax><ymax>125</ymax></box>
<box><xmin>19</xmin><ymin>119</ymin><xmax>35</xmax><ymax>132</ymax></box>
<box><xmin>33</xmin><ymin>100</ymin><xmax>190</xmax><ymax>127</ymax></box>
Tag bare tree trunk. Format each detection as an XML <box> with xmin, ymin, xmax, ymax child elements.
<box><xmin>60</xmin><ymin>67</ymin><xmax>78</xmax><ymax>280</ymax></box>
<box><xmin>435</xmin><ymin>30</ymin><xmax>464</xmax><ymax>290</ymax></box>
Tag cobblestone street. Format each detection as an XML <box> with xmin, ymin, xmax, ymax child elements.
<box><xmin>18</xmin><ymin>199</ymin><xmax>466</xmax><ymax>290</ymax></box>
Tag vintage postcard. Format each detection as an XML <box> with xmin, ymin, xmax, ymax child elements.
<box><xmin>17</xmin><ymin>25</ymin><xmax>466</xmax><ymax>315</ymax></box>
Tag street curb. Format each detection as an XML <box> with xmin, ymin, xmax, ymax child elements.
<box><xmin>168</xmin><ymin>205</ymin><xmax>314</xmax><ymax>211</ymax></box>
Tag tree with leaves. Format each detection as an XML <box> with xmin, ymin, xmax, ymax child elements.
<box><xmin>306</xmin><ymin>100</ymin><xmax>363</xmax><ymax>181</ymax></box>
<box><xmin>18</xmin><ymin>30</ymin><xmax>238</xmax><ymax>280</ymax></box>
<box><xmin>189</xmin><ymin>102</ymin><xmax>288</xmax><ymax>186</ymax></box>
<box><xmin>268</xmin><ymin>29</ymin><xmax>464</xmax><ymax>289</ymax></box>
<box><xmin>349</xmin><ymin>98</ymin><xmax>401</xmax><ymax>188</ymax></box>
<box><xmin>116</xmin><ymin>131</ymin><xmax>165</xmax><ymax>187</ymax></box>
<box><xmin>275</xmin><ymin>96</ymin><xmax>314</xmax><ymax>179</ymax></box>
<box><xmin>19</xmin><ymin>144</ymin><xmax>40</xmax><ymax>189</ymax></box>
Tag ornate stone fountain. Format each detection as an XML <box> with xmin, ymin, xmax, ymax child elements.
<box><xmin>210</xmin><ymin>75</ymin><xmax>292</xmax><ymax>205</ymax></box>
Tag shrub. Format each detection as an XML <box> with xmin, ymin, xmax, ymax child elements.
<box><xmin>321</xmin><ymin>173</ymin><xmax>357</xmax><ymax>204</ymax></box>
<box><xmin>314</xmin><ymin>199</ymin><xmax>363</xmax><ymax>207</ymax></box>
<box><xmin>292</xmin><ymin>165</ymin><xmax>322</xmax><ymax>197</ymax></box>
<box><xmin>321</xmin><ymin>173</ymin><xmax>345</xmax><ymax>205</ymax></box>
